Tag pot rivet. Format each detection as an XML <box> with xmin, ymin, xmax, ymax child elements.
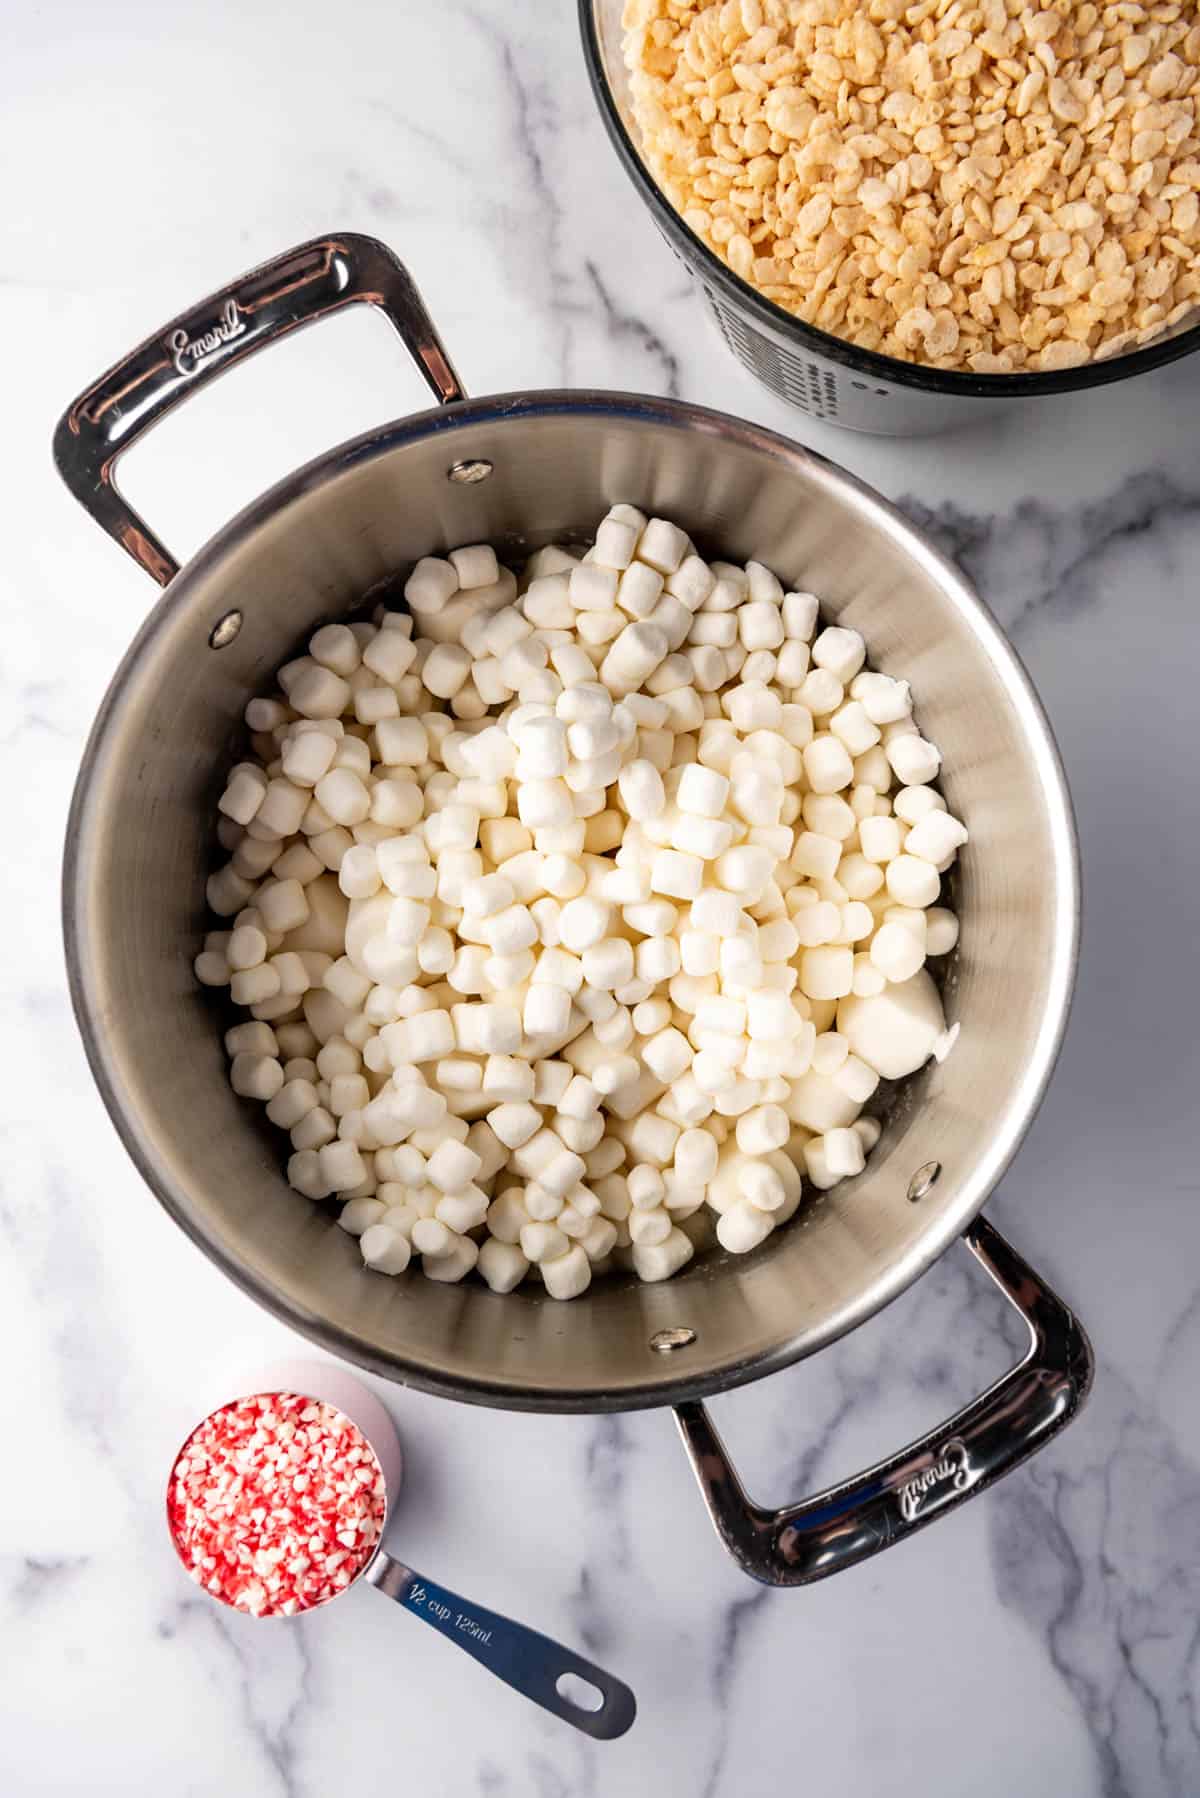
<box><xmin>650</xmin><ymin>1327</ymin><xmax>697</xmax><ymax>1354</ymax></box>
<box><xmin>209</xmin><ymin>610</ymin><xmax>243</xmax><ymax>649</ymax></box>
<box><xmin>447</xmin><ymin>458</ymin><xmax>494</xmax><ymax>485</ymax></box>
<box><xmin>907</xmin><ymin>1162</ymin><xmax>942</xmax><ymax>1203</ymax></box>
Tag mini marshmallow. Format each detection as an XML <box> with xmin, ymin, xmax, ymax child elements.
<box><xmin>318</xmin><ymin>1140</ymin><xmax>367</xmax><ymax>1192</ymax></box>
<box><xmin>870</xmin><ymin>921</ymin><xmax>927</xmax><ymax>983</ymax></box>
<box><xmin>289</xmin><ymin>665</ymin><xmax>351</xmax><ymax>721</ymax></box>
<box><xmin>893</xmin><ymin>785</ymin><xmax>947</xmax><ymax>824</ymax></box>
<box><xmin>405</xmin><ymin>557</ymin><xmax>459</xmax><ymax>612</ymax></box>
<box><xmin>676</xmin><ymin>762</ymin><xmax>729</xmax><ymax>818</ymax></box>
<box><xmin>524</xmin><ymin>984</ymin><xmax>573</xmax><ymax>1038</ymax></box>
<box><xmin>360</xmin><ymin>1224</ymin><xmax>413</xmax><ymax>1275</ymax></box>
<box><xmin>517</xmin><ymin>779</ymin><xmax>574</xmax><ymax>831</ymax></box>
<box><xmin>903</xmin><ymin>811</ymin><xmax>968</xmax><ymax>868</ymax></box>
<box><xmin>650</xmin><ymin>849</ymin><xmax>704</xmax><ymax>901</ymax></box>
<box><xmin>380</xmin><ymin>1010</ymin><xmax>456</xmax><ymax>1065</ymax></box>
<box><xmin>477</xmin><ymin>1237</ymin><xmax>530</xmax><ymax>1292</ymax></box>
<box><xmin>452</xmin><ymin>1003</ymin><xmax>522</xmax><ymax>1056</ymax></box>
<box><xmin>617</xmin><ymin>759</ymin><xmax>666</xmax><ymax>821</ymax></box>
<box><xmin>230</xmin><ymin>1053</ymin><xmax>285</xmax><ymax>1101</ymax></box>
<box><xmin>717</xmin><ymin>1197</ymin><xmax>776</xmax><ymax>1254</ymax></box>
<box><xmin>542</xmin><ymin>1243</ymin><xmax>592</xmax><ymax>1299</ymax></box>
<box><xmin>520</xmin><ymin>1219</ymin><xmax>570</xmax><ymax>1265</ymax></box>
<box><xmin>594</xmin><ymin>516</ymin><xmax>640</xmax><ymax>570</ymax></box>
<box><xmin>857</xmin><ymin>814</ymin><xmax>904</xmax><ymax>864</ymax></box>
<box><xmin>715</xmin><ymin>845</ymin><xmax>774</xmax><ymax>899</ymax></box>
<box><xmin>627</xmin><ymin>1164</ymin><xmax>666</xmax><ymax>1211</ymax></box>
<box><xmin>426</xmin><ymin>1138</ymin><xmax>483</xmax><ymax>1193</ymax></box>
<box><xmin>450</xmin><ymin>543</ymin><xmax>500</xmax><ymax>589</ymax></box>
<box><xmin>514</xmin><ymin>713</ymin><xmax>568</xmax><ymax>777</ymax></box>
<box><xmin>885</xmin><ymin>855</ymin><xmax>941</xmax><ymax>909</ymax></box>
<box><xmin>925</xmin><ymin>908</ymin><xmax>960</xmax><ymax>957</ymax></box>
<box><xmin>600</xmin><ymin>622</ymin><xmax>670</xmax><ymax>696</ymax></box>
<box><xmin>436</xmin><ymin>1187</ymin><xmax>490</xmax><ymax>1233</ymax></box>
<box><xmin>829</xmin><ymin>700</ymin><xmax>881</xmax><ymax>757</ymax></box>
<box><xmin>422</xmin><ymin>645</ymin><xmax>472</xmax><ymax>699</ymax></box>
<box><xmin>799</xmin><ymin>669</ymin><xmax>844</xmax><ymax>717</ymax></box>
<box><xmin>735</xmin><ymin>1105</ymin><xmax>789</xmax><ymax>1154</ymax></box>
<box><xmin>570</xmin><ymin>562</ymin><xmax>620</xmax><ymax>611</ymax></box>
<box><xmin>812</xmin><ymin>625</ymin><xmax>866</xmax><ymax>683</ymax></box>
<box><xmin>631</xmin><ymin>1227</ymin><xmax>694</xmax><ymax>1282</ymax></box>
<box><xmin>887</xmin><ymin>733</ymin><xmax>942</xmax><ymax>786</ymax></box>
<box><xmin>582</xmin><ymin>937</ymin><xmax>635</xmax><ymax>990</ymax></box>
<box><xmin>636</xmin><ymin>517</ymin><xmax>688</xmax><ymax>574</ymax></box>
<box><xmin>802</xmin><ymin>735</ymin><xmax>855</xmax><ymax>795</ymax></box>
<box><xmin>851</xmin><ymin>671</ymin><xmax>913</xmax><ymax>724</ymax></box>
<box><xmin>804</xmin><ymin>1126</ymin><xmax>866</xmax><ymax>1188</ymax></box>
<box><xmin>800</xmin><ymin>945</ymin><xmax>855</xmax><ymax>1001</ymax></box>
<box><xmin>642</xmin><ymin>1026</ymin><xmax>693</xmax><ymax>1084</ymax></box>
<box><xmin>373</xmin><ymin>716</ymin><xmax>428</xmax><ymax>767</ymax></box>
<box><xmin>616</xmin><ymin>560</ymin><xmax>665</xmax><ymax>619</ymax></box>
<box><xmin>558</xmin><ymin>895</ymin><xmax>612</xmax><ymax>953</ymax></box>
<box><xmin>791</xmin><ymin>831</ymin><xmax>842</xmax><ymax>882</ymax></box>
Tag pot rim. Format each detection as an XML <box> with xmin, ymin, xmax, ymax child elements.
<box><xmin>63</xmin><ymin>387</ymin><xmax>1080</xmax><ymax>1411</ymax></box>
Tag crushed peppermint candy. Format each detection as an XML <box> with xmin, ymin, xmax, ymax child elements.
<box><xmin>167</xmin><ymin>1391</ymin><xmax>387</xmax><ymax>1617</ymax></box>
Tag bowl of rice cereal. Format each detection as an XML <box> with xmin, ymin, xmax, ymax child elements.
<box><xmin>581</xmin><ymin>0</ymin><xmax>1200</xmax><ymax>432</ymax></box>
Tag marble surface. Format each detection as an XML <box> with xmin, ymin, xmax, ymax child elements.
<box><xmin>5</xmin><ymin>2</ymin><xmax>1200</xmax><ymax>1793</ymax></box>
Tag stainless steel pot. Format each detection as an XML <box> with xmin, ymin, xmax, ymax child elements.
<box><xmin>580</xmin><ymin>0</ymin><xmax>1200</xmax><ymax>435</ymax></box>
<box><xmin>56</xmin><ymin>233</ymin><xmax>1092</xmax><ymax>1586</ymax></box>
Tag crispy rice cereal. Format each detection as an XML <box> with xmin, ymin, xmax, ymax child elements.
<box><xmin>622</xmin><ymin>0</ymin><xmax>1200</xmax><ymax>371</ymax></box>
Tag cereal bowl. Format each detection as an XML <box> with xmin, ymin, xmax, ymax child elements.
<box><xmin>581</xmin><ymin>0</ymin><xmax>1200</xmax><ymax>433</ymax></box>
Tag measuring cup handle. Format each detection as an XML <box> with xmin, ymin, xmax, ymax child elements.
<box><xmin>365</xmin><ymin>1553</ymin><xmax>636</xmax><ymax>1739</ymax></box>
<box><xmin>52</xmin><ymin>232</ymin><xmax>466</xmax><ymax>586</ymax></box>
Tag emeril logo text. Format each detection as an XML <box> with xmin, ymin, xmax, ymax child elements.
<box><xmin>897</xmin><ymin>1438</ymin><xmax>973</xmax><ymax>1522</ymax></box>
<box><xmin>168</xmin><ymin>298</ymin><xmax>246</xmax><ymax>375</ymax></box>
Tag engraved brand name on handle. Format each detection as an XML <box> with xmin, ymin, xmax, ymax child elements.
<box><xmin>168</xmin><ymin>298</ymin><xmax>247</xmax><ymax>376</ymax></box>
<box><xmin>897</xmin><ymin>1438</ymin><xmax>974</xmax><ymax>1523</ymax></box>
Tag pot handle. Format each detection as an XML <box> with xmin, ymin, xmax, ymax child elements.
<box><xmin>674</xmin><ymin>1216</ymin><xmax>1093</xmax><ymax>1587</ymax></box>
<box><xmin>52</xmin><ymin>232</ymin><xmax>465</xmax><ymax>586</ymax></box>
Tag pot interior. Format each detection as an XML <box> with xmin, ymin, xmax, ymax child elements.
<box><xmin>66</xmin><ymin>394</ymin><xmax>1076</xmax><ymax>1409</ymax></box>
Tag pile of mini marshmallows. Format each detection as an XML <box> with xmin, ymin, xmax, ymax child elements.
<box><xmin>167</xmin><ymin>1393</ymin><xmax>386</xmax><ymax>1616</ymax></box>
<box><xmin>196</xmin><ymin>505</ymin><xmax>965</xmax><ymax>1299</ymax></box>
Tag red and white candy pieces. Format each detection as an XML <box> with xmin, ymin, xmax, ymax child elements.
<box><xmin>167</xmin><ymin>1391</ymin><xmax>388</xmax><ymax>1617</ymax></box>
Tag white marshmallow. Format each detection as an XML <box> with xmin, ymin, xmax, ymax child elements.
<box><xmin>837</xmin><ymin>972</ymin><xmax>946</xmax><ymax>1080</ymax></box>
<box><xmin>904</xmin><ymin>811</ymin><xmax>968</xmax><ymax>868</ymax></box>
<box><xmin>717</xmin><ymin>1197</ymin><xmax>776</xmax><ymax>1254</ymax></box>
<box><xmin>471</xmin><ymin>1235</ymin><xmax>527</xmax><ymax>1293</ymax></box>
<box><xmin>599</xmin><ymin>622</ymin><xmax>670</xmax><ymax>696</ymax></box>
<box><xmin>450</xmin><ymin>543</ymin><xmax>500</xmax><ymax>589</ymax></box>
<box><xmin>360</xmin><ymin>1224</ymin><xmax>413</xmax><ymax>1275</ymax></box>
<box><xmin>631</xmin><ymin>1227</ymin><xmax>694</xmax><ymax>1282</ymax></box>
<box><xmin>405</xmin><ymin>557</ymin><xmax>459</xmax><ymax>612</ymax></box>
<box><xmin>802</xmin><ymin>735</ymin><xmax>855</xmax><ymax>795</ymax></box>
<box><xmin>811</xmin><ymin>625</ymin><xmax>866</xmax><ymax>683</ymax></box>
<box><xmin>925</xmin><ymin>907</ymin><xmax>960</xmax><ymax>956</ymax></box>
<box><xmin>887</xmin><ymin>733</ymin><xmax>942</xmax><ymax>786</ymax></box>
<box><xmin>885</xmin><ymin>855</ymin><xmax>941</xmax><ymax>909</ymax></box>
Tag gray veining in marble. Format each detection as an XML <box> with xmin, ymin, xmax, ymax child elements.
<box><xmin>3</xmin><ymin>1</ymin><xmax>1199</xmax><ymax>1794</ymax></box>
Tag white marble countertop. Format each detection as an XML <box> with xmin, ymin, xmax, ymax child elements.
<box><xmin>5</xmin><ymin>2</ymin><xmax>1200</xmax><ymax>1793</ymax></box>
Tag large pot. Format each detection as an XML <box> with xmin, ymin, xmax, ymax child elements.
<box><xmin>56</xmin><ymin>234</ymin><xmax>1091</xmax><ymax>1586</ymax></box>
